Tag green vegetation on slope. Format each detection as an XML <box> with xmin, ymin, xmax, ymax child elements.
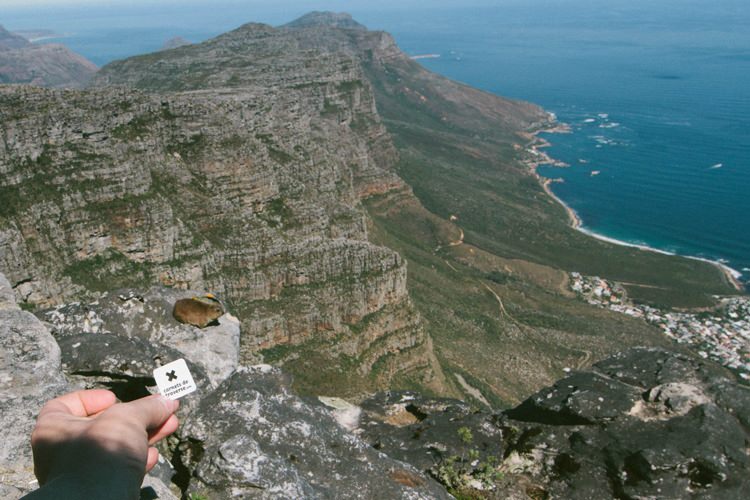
<box><xmin>365</xmin><ymin>191</ymin><xmax>682</xmax><ymax>404</ymax></box>
<box><xmin>357</xmin><ymin>41</ymin><xmax>740</xmax><ymax>403</ymax></box>
<box><xmin>362</xmin><ymin>51</ymin><xmax>738</xmax><ymax>309</ymax></box>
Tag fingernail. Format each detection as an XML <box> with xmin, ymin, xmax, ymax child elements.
<box><xmin>157</xmin><ymin>394</ymin><xmax>179</xmax><ymax>412</ymax></box>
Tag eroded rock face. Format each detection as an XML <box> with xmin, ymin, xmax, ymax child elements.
<box><xmin>180</xmin><ymin>365</ymin><xmax>450</xmax><ymax>499</ymax></box>
<box><xmin>359</xmin><ymin>348</ymin><xmax>750</xmax><ymax>499</ymax></box>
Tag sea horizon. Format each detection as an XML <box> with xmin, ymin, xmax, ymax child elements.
<box><xmin>3</xmin><ymin>0</ymin><xmax>748</xmax><ymax>287</ymax></box>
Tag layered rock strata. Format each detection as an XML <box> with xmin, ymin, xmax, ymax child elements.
<box><xmin>0</xmin><ymin>18</ymin><xmax>446</xmax><ymax>393</ymax></box>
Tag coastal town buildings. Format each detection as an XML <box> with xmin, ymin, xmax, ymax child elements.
<box><xmin>569</xmin><ymin>272</ymin><xmax>750</xmax><ymax>379</ymax></box>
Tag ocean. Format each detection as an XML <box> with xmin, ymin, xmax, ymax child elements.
<box><xmin>4</xmin><ymin>0</ymin><xmax>749</xmax><ymax>282</ymax></box>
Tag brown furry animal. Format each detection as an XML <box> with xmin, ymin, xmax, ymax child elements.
<box><xmin>173</xmin><ymin>294</ymin><xmax>224</xmax><ymax>328</ymax></box>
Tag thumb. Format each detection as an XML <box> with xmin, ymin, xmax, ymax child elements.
<box><xmin>118</xmin><ymin>395</ymin><xmax>179</xmax><ymax>431</ymax></box>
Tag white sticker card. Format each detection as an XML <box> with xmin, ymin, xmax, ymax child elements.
<box><xmin>153</xmin><ymin>358</ymin><xmax>197</xmax><ymax>400</ymax></box>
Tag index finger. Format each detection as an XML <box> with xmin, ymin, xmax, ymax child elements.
<box><xmin>39</xmin><ymin>389</ymin><xmax>117</xmax><ymax>418</ymax></box>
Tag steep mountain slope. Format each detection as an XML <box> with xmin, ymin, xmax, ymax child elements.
<box><xmin>0</xmin><ymin>22</ymin><xmax>448</xmax><ymax>398</ymax></box>
<box><xmin>0</xmin><ymin>25</ymin><xmax>30</xmax><ymax>50</ymax></box>
<box><xmin>265</xmin><ymin>18</ymin><xmax>736</xmax><ymax>403</ymax></box>
<box><xmin>0</xmin><ymin>25</ymin><xmax>97</xmax><ymax>88</ymax></box>
<box><xmin>278</xmin><ymin>18</ymin><xmax>740</xmax><ymax>402</ymax></box>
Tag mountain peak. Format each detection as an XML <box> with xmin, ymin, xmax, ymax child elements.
<box><xmin>284</xmin><ymin>11</ymin><xmax>366</xmax><ymax>30</ymax></box>
<box><xmin>0</xmin><ymin>24</ymin><xmax>31</xmax><ymax>50</ymax></box>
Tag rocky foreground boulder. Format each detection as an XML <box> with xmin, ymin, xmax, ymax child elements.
<box><xmin>0</xmin><ymin>274</ymin><xmax>448</xmax><ymax>499</ymax></box>
<box><xmin>359</xmin><ymin>349</ymin><xmax>750</xmax><ymax>499</ymax></box>
<box><xmin>0</xmin><ymin>274</ymin><xmax>67</xmax><ymax>498</ymax></box>
<box><xmin>2</xmin><ymin>271</ymin><xmax>748</xmax><ymax>499</ymax></box>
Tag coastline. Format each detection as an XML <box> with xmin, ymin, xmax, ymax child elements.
<box><xmin>524</xmin><ymin>118</ymin><xmax>745</xmax><ymax>293</ymax></box>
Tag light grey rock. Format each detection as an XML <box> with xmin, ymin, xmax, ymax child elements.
<box><xmin>41</xmin><ymin>287</ymin><xmax>240</xmax><ymax>387</ymax></box>
<box><xmin>0</xmin><ymin>274</ymin><xmax>68</xmax><ymax>497</ymax></box>
<box><xmin>140</xmin><ymin>458</ymin><xmax>180</xmax><ymax>500</ymax></box>
<box><xmin>645</xmin><ymin>382</ymin><xmax>712</xmax><ymax>417</ymax></box>
<box><xmin>0</xmin><ymin>272</ymin><xmax>18</xmax><ymax>310</ymax></box>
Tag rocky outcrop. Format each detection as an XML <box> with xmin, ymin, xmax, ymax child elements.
<box><xmin>1</xmin><ymin>273</ymin><xmax>181</xmax><ymax>499</ymax></box>
<box><xmin>4</xmin><ymin>270</ymin><xmax>749</xmax><ymax>499</ymax></box>
<box><xmin>0</xmin><ymin>274</ymin><xmax>67</xmax><ymax>498</ymax></box>
<box><xmin>359</xmin><ymin>348</ymin><xmax>750</xmax><ymax>499</ymax></box>
<box><xmin>0</xmin><ymin>272</ymin><xmax>448</xmax><ymax>499</ymax></box>
<box><xmin>0</xmin><ymin>27</ymin><xmax>97</xmax><ymax>88</ymax></box>
<box><xmin>181</xmin><ymin>365</ymin><xmax>450</xmax><ymax>499</ymax></box>
<box><xmin>40</xmin><ymin>287</ymin><xmax>240</xmax><ymax>387</ymax></box>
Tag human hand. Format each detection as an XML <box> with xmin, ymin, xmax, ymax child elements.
<box><xmin>27</xmin><ymin>389</ymin><xmax>179</xmax><ymax>499</ymax></box>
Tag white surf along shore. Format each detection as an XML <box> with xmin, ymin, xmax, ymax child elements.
<box><xmin>521</xmin><ymin>114</ymin><xmax>745</xmax><ymax>292</ymax></box>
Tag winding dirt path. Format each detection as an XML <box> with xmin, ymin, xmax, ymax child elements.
<box><xmin>454</xmin><ymin>373</ymin><xmax>492</xmax><ymax>408</ymax></box>
<box><xmin>576</xmin><ymin>349</ymin><xmax>592</xmax><ymax>369</ymax></box>
<box><xmin>433</xmin><ymin>225</ymin><xmax>464</xmax><ymax>253</ymax></box>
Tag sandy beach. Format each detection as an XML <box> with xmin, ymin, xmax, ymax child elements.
<box><xmin>523</xmin><ymin>122</ymin><xmax>746</xmax><ymax>293</ymax></box>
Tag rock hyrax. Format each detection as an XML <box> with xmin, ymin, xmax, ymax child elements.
<box><xmin>173</xmin><ymin>294</ymin><xmax>224</xmax><ymax>328</ymax></box>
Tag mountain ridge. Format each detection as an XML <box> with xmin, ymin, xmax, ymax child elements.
<box><xmin>0</xmin><ymin>24</ymin><xmax>97</xmax><ymax>88</ymax></box>
<box><xmin>1</xmin><ymin>11</ymin><xmax>744</xmax><ymax>405</ymax></box>
<box><xmin>0</xmin><ymin>25</ymin><xmax>30</xmax><ymax>50</ymax></box>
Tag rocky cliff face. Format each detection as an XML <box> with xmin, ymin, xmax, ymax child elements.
<box><xmin>0</xmin><ymin>25</ymin><xmax>97</xmax><ymax>88</ymax></box>
<box><xmin>0</xmin><ymin>19</ymin><xmax>448</xmax><ymax>395</ymax></box>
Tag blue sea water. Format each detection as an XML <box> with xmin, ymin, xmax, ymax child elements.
<box><xmin>3</xmin><ymin>0</ymin><xmax>749</xmax><ymax>281</ymax></box>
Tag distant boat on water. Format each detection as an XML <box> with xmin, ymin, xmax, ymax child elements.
<box><xmin>709</xmin><ymin>163</ymin><xmax>723</xmax><ymax>169</ymax></box>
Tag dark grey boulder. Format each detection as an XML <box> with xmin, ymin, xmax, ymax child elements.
<box><xmin>359</xmin><ymin>391</ymin><xmax>504</xmax><ymax>473</ymax></box>
<box><xmin>358</xmin><ymin>348</ymin><xmax>750</xmax><ymax>499</ymax></box>
<box><xmin>505</xmin><ymin>371</ymin><xmax>642</xmax><ymax>425</ymax></box>
<box><xmin>57</xmin><ymin>331</ymin><xmax>209</xmax><ymax>406</ymax></box>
